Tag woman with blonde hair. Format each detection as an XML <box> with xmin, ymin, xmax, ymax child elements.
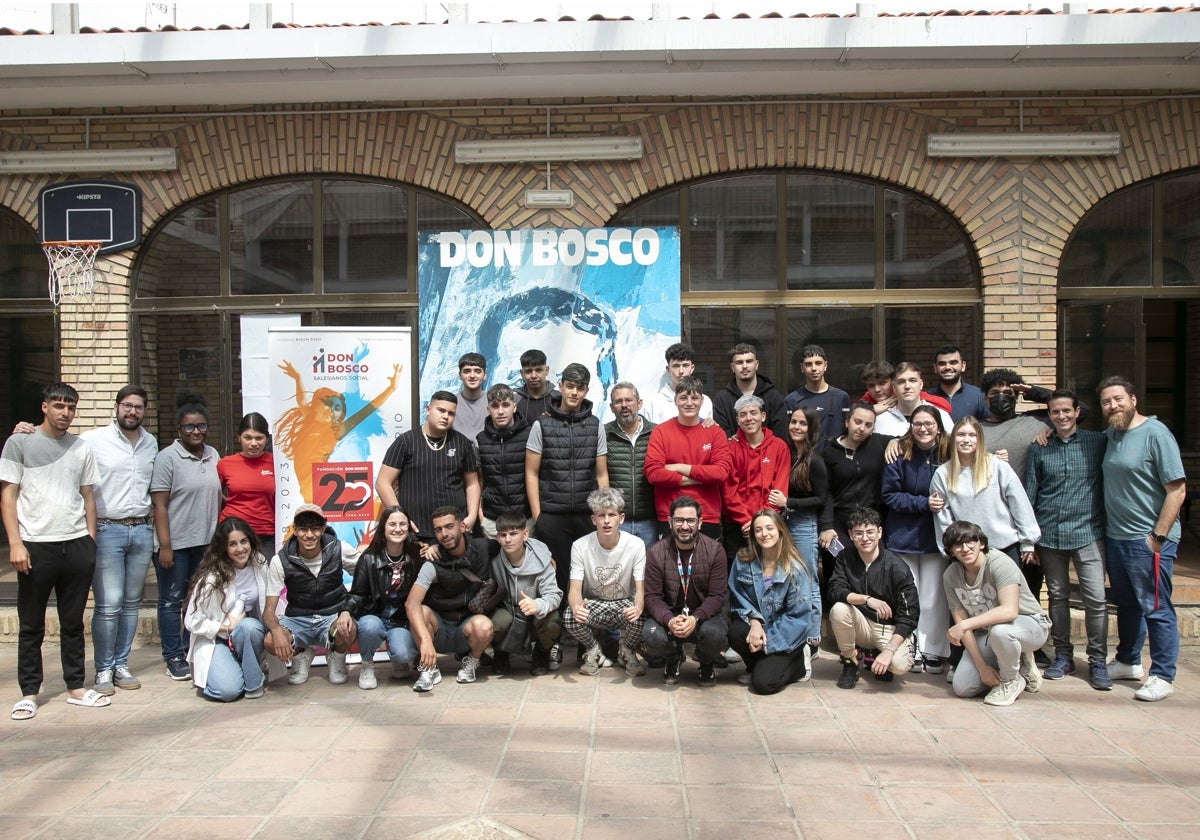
<box><xmin>727</xmin><ymin>509</ymin><xmax>818</xmax><ymax>694</ymax></box>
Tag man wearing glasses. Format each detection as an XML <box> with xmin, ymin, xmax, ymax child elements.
<box><xmin>828</xmin><ymin>507</ymin><xmax>920</xmax><ymax>690</ymax></box>
<box><xmin>642</xmin><ymin>496</ymin><xmax>729</xmax><ymax>686</ymax></box>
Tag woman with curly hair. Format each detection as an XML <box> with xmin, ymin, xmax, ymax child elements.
<box><xmin>183</xmin><ymin>517</ymin><xmax>269</xmax><ymax>701</ymax></box>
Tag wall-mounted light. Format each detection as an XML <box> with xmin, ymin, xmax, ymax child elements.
<box><xmin>456</xmin><ymin>137</ymin><xmax>644</xmax><ymax>164</ymax></box>
<box><xmin>926</xmin><ymin>133</ymin><xmax>1121</xmax><ymax>158</ymax></box>
<box><xmin>524</xmin><ymin>189</ymin><xmax>576</xmax><ymax>208</ymax></box>
<box><xmin>0</xmin><ymin>148</ymin><xmax>179</xmax><ymax>173</ymax></box>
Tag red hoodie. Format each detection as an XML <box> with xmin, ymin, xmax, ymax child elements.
<box><xmin>723</xmin><ymin>428</ymin><xmax>791</xmax><ymax>527</ymax></box>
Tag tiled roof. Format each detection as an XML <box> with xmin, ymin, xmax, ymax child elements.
<box><xmin>2</xmin><ymin>6</ymin><xmax>1199</xmax><ymax>36</ymax></box>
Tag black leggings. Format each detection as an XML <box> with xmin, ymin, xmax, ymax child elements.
<box><xmin>727</xmin><ymin>616</ymin><xmax>808</xmax><ymax>695</ymax></box>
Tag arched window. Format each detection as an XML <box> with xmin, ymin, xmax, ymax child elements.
<box><xmin>613</xmin><ymin>170</ymin><xmax>980</xmax><ymax>400</ymax></box>
<box><xmin>0</xmin><ymin>207</ymin><xmax>56</xmax><ymax>440</ymax></box>
<box><xmin>1059</xmin><ymin>169</ymin><xmax>1200</xmax><ymax>447</ymax></box>
<box><xmin>132</xmin><ymin>177</ymin><xmax>480</xmax><ymax>451</ymax></box>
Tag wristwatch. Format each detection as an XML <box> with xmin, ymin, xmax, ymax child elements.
<box><xmin>1151</xmin><ymin>532</ymin><xmax>1168</xmax><ymax>544</ymax></box>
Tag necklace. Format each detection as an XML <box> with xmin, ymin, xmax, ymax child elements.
<box><xmin>839</xmin><ymin>437</ymin><xmax>857</xmax><ymax>460</ymax></box>
<box><xmin>423</xmin><ymin>430</ymin><xmax>446</xmax><ymax>451</ymax></box>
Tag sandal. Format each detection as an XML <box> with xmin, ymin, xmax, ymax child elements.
<box><xmin>65</xmin><ymin>689</ymin><xmax>111</xmax><ymax>708</ymax></box>
<box><xmin>10</xmin><ymin>699</ymin><xmax>37</xmax><ymax>720</ymax></box>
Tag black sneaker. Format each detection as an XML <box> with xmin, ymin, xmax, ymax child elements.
<box><xmin>874</xmin><ymin>669</ymin><xmax>894</xmax><ymax>682</ymax></box>
<box><xmin>165</xmin><ymin>656</ymin><xmax>191</xmax><ymax>681</ymax></box>
<box><xmin>698</xmin><ymin>663</ymin><xmax>715</xmax><ymax>687</ymax></box>
<box><xmin>530</xmin><ymin>646</ymin><xmax>551</xmax><ymax>677</ymax></box>
<box><xmin>664</xmin><ymin>655</ymin><xmax>682</xmax><ymax>685</ymax></box>
<box><xmin>837</xmin><ymin>656</ymin><xmax>860</xmax><ymax>689</ymax></box>
<box><xmin>548</xmin><ymin>643</ymin><xmax>562</xmax><ymax>671</ymax></box>
<box><xmin>492</xmin><ymin>651</ymin><xmax>510</xmax><ymax>676</ymax></box>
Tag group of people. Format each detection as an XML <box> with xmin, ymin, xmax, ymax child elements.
<box><xmin>2</xmin><ymin>338</ymin><xmax>1185</xmax><ymax>719</ymax></box>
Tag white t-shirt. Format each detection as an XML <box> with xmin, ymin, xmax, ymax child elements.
<box><xmin>0</xmin><ymin>428</ymin><xmax>100</xmax><ymax>542</ymax></box>
<box><xmin>569</xmin><ymin>530</ymin><xmax>646</xmax><ymax>601</ymax></box>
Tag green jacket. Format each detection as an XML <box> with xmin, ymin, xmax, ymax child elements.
<box><xmin>604</xmin><ymin>415</ymin><xmax>657</xmax><ymax>522</ymax></box>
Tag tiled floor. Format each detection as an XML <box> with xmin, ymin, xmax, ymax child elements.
<box><xmin>1</xmin><ymin>643</ymin><xmax>1198</xmax><ymax>839</ymax></box>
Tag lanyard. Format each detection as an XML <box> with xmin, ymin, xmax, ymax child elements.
<box><xmin>676</xmin><ymin>549</ymin><xmax>693</xmax><ymax>616</ymax></box>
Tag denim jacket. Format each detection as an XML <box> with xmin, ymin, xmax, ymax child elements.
<box><xmin>728</xmin><ymin>558</ymin><xmax>813</xmax><ymax>655</ymax></box>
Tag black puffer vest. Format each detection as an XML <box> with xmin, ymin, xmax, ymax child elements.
<box><xmin>476</xmin><ymin>411</ymin><xmax>531</xmax><ymax>518</ymax></box>
<box><xmin>424</xmin><ymin>537</ymin><xmax>492</xmax><ymax>622</ymax></box>
<box><xmin>279</xmin><ymin>530</ymin><xmax>349</xmax><ymax>617</ymax></box>
<box><xmin>536</xmin><ymin>394</ymin><xmax>600</xmax><ymax>515</ymax></box>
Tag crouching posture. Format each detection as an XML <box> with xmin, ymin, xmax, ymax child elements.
<box><xmin>942</xmin><ymin>520</ymin><xmax>1051</xmax><ymax>706</ymax></box>
<box><xmin>184</xmin><ymin>517</ymin><xmax>268</xmax><ymax>701</ymax></box>
<box><xmin>490</xmin><ymin>509</ymin><xmax>563</xmax><ymax>676</ymax></box>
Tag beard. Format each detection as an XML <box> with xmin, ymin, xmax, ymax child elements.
<box><xmin>1106</xmin><ymin>405</ymin><xmax>1136</xmax><ymax>431</ymax></box>
<box><xmin>117</xmin><ymin>414</ymin><xmax>142</xmax><ymax>431</ymax></box>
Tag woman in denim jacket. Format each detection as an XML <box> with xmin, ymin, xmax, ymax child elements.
<box><xmin>727</xmin><ymin>509</ymin><xmax>817</xmax><ymax>694</ymax></box>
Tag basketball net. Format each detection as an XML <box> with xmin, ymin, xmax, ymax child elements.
<box><xmin>42</xmin><ymin>241</ymin><xmax>100</xmax><ymax>305</ymax></box>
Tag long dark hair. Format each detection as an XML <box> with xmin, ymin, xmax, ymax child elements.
<box><xmin>366</xmin><ymin>505</ymin><xmax>414</xmax><ymax>558</ymax></box>
<box><xmin>185</xmin><ymin>516</ymin><xmax>263</xmax><ymax>609</ymax></box>
<box><xmin>786</xmin><ymin>405</ymin><xmax>819</xmax><ymax>493</ymax></box>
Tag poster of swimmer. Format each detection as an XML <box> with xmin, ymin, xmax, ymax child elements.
<box><xmin>267</xmin><ymin>326</ymin><xmax>412</xmax><ymax>551</ymax></box>
<box><xmin>417</xmin><ymin>226</ymin><xmax>681</xmax><ymax>422</ymax></box>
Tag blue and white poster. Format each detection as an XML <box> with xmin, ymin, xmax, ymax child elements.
<box><xmin>418</xmin><ymin>226</ymin><xmax>681</xmax><ymax>422</ymax></box>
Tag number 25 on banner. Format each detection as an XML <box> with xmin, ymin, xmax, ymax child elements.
<box><xmin>313</xmin><ymin>462</ymin><xmax>375</xmax><ymax>522</ymax></box>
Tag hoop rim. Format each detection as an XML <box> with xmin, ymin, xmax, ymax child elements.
<box><xmin>41</xmin><ymin>240</ymin><xmax>103</xmax><ymax>248</ymax></box>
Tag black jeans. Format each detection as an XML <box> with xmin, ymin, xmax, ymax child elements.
<box><xmin>642</xmin><ymin>614</ymin><xmax>729</xmax><ymax>665</ymax></box>
<box><xmin>727</xmin><ymin>616</ymin><xmax>807</xmax><ymax>695</ymax></box>
<box><xmin>532</xmin><ymin>511</ymin><xmax>594</xmax><ymax>596</ymax></box>
<box><xmin>17</xmin><ymin>536</ymin><xmax>96</xmax><ymax>696</ymax></box>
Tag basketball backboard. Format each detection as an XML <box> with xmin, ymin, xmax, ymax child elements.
<box><xmin>38</xmin><ymin>180</ymin><xmax>141</xmax><ymax>254</ymax></box>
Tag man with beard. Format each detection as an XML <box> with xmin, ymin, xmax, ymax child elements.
<box><xmin>605</xmin><ymin>382</ymin><xmax>657</xmax><ymax>547</ymax></box>
<box><xmin>642</xmin><ymin>496</ymin><xmax>728</xmax><ymax>686</ymax></box>
<box><xmin>405</xmin><ymin>506</ymin><xmax>495</xmax><ymax>691</ymax></box>
<box><xmin>10</xmin><ymin>386</ymin><xmax>160</xmax><ymax>695</ymax></box>
<box><xmin>930</xmin><ymin>345</ymin><xmax>988</xmax><ymax>423</ymax></box>
<box><xmin>377</xmin><ymin>391</ymin><xmax>481</xmax><ymax>538</ymax></box>
<box><xmin>1098</xmin><ymin>376</ymin><xmax>1186</xmax><ymax>702</ymax></box>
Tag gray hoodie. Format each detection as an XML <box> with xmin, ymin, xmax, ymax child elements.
<box><xmin>489</xmin><ymin>536</ymin><xmax>562</xmax><ymax>618</ymax></box>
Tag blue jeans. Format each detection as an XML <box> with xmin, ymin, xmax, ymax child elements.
<box><xmin>786</xmin><ymin>511</ymin><xmax>821</xmax><ymax>642</ymax></box>
<box><xmin>92</xmin><ymin>521</ymin><xmax>154</xmax><ymax>671</ymax></box>
<box><xmin>155</xmin><ymin>544</ymin><xmax>206</xmax><ymax>662</ymax></box>
<box><xmin>356</xmin><ymin>613</ymin><xmax>418</xmax><ymax>667</ymax></box>
<box><xmin>1106</xmin><ymin>537</ymin><xmax>1178</xmax><ymax>681</ymax></box>
<box><xmin>280</xmin><ymin>613</ymin><xmax>339</xmax><ymax>650</ymax></box>
<box><xmin>620</xmin><ymin>519</ymin><xmax>659</xmax><ymax>549</ymax></box>
<box><xmin>203</xmin><ymin>618</ymin><xmax>266</xmax><ymax>702</ymax></box>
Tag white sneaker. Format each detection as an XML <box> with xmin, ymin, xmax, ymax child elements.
<box><xmin>945</xmin><ymin>664</ymin><xmax>956</xmax><ymax>684</ymax></box>
<box><xmin>579</xmin><ymin>645</ymin><xmax>605</xmax><ymax>676</ymax></box>
<box><xmin>358</xmin><ymin>661</ymin><xmax>377</xmax><ymax>690</ymax></box>
<box><xmin>413</xmin><ymin>665</ymin><xmax>442</xmax><ymax>692</ymax></box>
<box><xmin>723</xmin><ymin>647</ymin><xmax>743</xmax><ymax>664</ymax></box>
<box><xmin>983</xmin><ymin>675</ymin><xmax>1027</xmax><ymax>707</ymax></box>
<box><xmin>1107</xmin><ymin>658</ymin><xmax>1146</xmax><ymax>681</ymax></box>
<box><xmin>456</xmin><ymin>654</ymin><xmax>480</xmax><ymax>684</ymax></box>
<box><xmin>287</xmin><ymin>649</ymin><xmax>313</xmax><ymax>685</ymax></box>
<box><xmin>799</xmin><ymin>643</ymin><xmax>813</xmax><ymax>682</ymax></box>
<box><xmin>1019</xmin><ymin>650</ymin><xmax>1042</xmax><ymax>693</ymax></box>
<box><xmin>327</xmin><ymin>651</ymin><xmax>348</xmax><ymax>685</ymax></box>
<box><xmin>1133</xmin><ymin>675</ymin><xmax>1174</xmax><ymax>702</ymax></box>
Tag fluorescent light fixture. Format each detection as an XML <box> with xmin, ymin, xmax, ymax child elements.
<box><xmin>456</xmin><ymin>137</ymin><xmax>643</xmax><ymax>164</ymax></box>
<box><xmin>926</xmin><ymin>133</ymin><xmax>1121</xmax><ymax>158</ymax></box>
<box><xmin>524</xmin><ymin>189</ymin><xmax>576</xmax><ymax>209</ymax></box>
<box><xmin>0</xmin><ymin>148</ymin><xmax>178</xmax><ymax>173</ymax></box>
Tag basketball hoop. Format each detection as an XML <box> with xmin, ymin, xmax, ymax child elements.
<box><xmin>42</xmin><ymin>241</ymin><xmax>100</xmax><ymax>305</ymax></box>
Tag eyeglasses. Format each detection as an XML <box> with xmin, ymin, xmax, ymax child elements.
<box><xmin>671</xmin><ymin>517</ymin><xmax>699</xmax><ymax>526</ymax></box>
<box><xmin>911</xmin><ymin>422</ymin><xmax>937</xmax><ymax>430</ymax></box>
<box><xmin>119</xmin><ymin>402</ymin><xmax>146</xmax><ymax>412</ymax></box>
<box><xmin>181</xmin><ymin>423</ymin><xmax>208</xmax><ymax>433</ymax></box>
<box><xmin>951</xmin><ymin>540</ymin><xmax>981</xmax><ymax>552</ymax></box>
<box><xmin>850</xmin><ymin>529</ymin><xmax>880</xmax><ymax>541</ymax></box>
<box><xmin>294</xmin><ymin>524</ymin><xmax>324</xmax><ymax>534</ymax></box>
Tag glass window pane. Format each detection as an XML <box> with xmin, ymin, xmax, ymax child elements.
<box><xmin>688</xmin><ymin>175</ymin><xmax>777</xmax><ymax>291</ymax></box>
<box><xmin>884</xmin><ymin>306</ymin><xmax>980</xmax><ymax>379</ymax></box>
<box><xmin>416</xmin><ymin>191</ymin><xmax>477</xmax><ymax>235</ymax></box>
<box><xmin>136</xmin><ymin>199</ymin><xmax>221</xmax><ymax>298</ymax></box>
<box><xmin>1162</xmin><ymin>173</ymin><xmax>1200</xmax><ymax>287</ymax></box>
<box><xmin>885</xmin><ymin>190</ymin><xmax>974</xmax><ymax>289</ymax></box>
<box><xmin>137</xmin><ymin>312</ymin><xmax>227</xmax><ymax>451</ymax></box>
<box><xmin>1060</xmin><ymin>184</ymin><xmax>1152</xmax><ymax>288</ymax></box>
<box><xmin>322</xmin><ymin>180</ymin><xmax>408</xmax><ymax>294</ymax></box>
<box><xmin>685</xmin><ymin>308</ymin><xmax>778</xmax><ymax>395</ymax></box>
<box><xmin>230</xmin><ymin>182</ymin><xmax>314</xmax><ymax>295</ymax></box>
<box><xmin>785</xmin><ymin>174</ymin><xmax>874</xmax><ymax>290</ymax></box>
<box><xmin>783</xmin><ymin>308</ymin><xmax>873</xmax><ymax>396</ymax></box>
<box><xmin>1061</xmin><ymin>300</ymin><xmax>1138</xmax><ymax>431</ymax></box>
<box><xmin>0</xmin><ymin>209</ymin><xmax>47</xmax><ymax>299</ymax></box>
<box><xmin>618</xmin><ymin>191</ymin><xmax>679</xmax><ymax>228</ymax></box>
<box><xmin>323</xmin><ymin>310</ymin><xmax>411</xmax><ymax>329</ymax></box>
<box><xmin>0</xmin><ymin>316</ymin><xmax>56</xmax><ymax>454</ymax></box>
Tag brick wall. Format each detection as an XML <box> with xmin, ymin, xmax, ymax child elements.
<box><xmin>2</xmin><ymin>92</ymin><xmax>1199</xmax><ymax>424</ymax></box>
